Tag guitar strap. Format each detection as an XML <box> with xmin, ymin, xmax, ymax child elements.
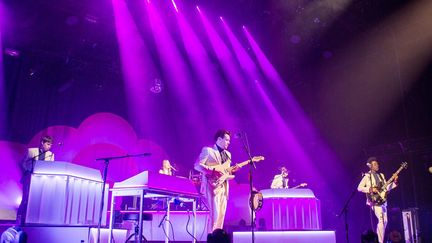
<box><xmin>372</xmin><ymin>172</ymin><xmax>383</xmax><ymax>187</ymax></box>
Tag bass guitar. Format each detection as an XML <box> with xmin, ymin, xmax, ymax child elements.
<box><xmin>290</xmin><ymin>183</ymin><xmax>307</xmax><ymax>189</ymax></box>
<box><xmin>207</xmin><ymin>156</ymin><xmax>265</xmax><ymax>187</ymax></box>
<box><xmin>368</xmin><ymin>162</ymin><xmax>407</xmax><ymax>205</ymax></box>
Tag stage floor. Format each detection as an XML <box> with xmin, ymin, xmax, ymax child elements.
<box><xmin>1</xmin><ymin>224</ymin><xmax>336</xmax><ymax>243</ymax></box>
<box><xmin>233</xmin><ymin>230</ymin><xmax>336</xmax><ymax>243</ymax></box>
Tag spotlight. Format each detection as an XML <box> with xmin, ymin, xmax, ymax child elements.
<box><xmin>4</xmin><ymin>48</ymin><xmax>20</xmax><ymax>57</ymax></box>
<box><xmin>28</xmin><ymin>68</ymin><xmax>37</xmax><ymax>77</ymax></box>
<box><xmin>84</xmin><ymin>14</ymin><xmax>99</xmax><ymax>24</ymax></box>
<box><xmin>150</xmin><ymin>78</ymin><xmax>163</xmax><ymax>94</ymax></box>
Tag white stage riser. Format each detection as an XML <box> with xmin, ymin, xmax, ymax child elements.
<box><xmin>21</xmin><ymin>211</ymin><xmax>209</xmax><ymax>242</ymax></box>
<box><xmin>233</xmin><ymin>231</ymin><xmax>336</xmax><ymax>243</ymax></box>
<box><xmin>119</xmin><ymin>211</ymin><xmax>209</xmax><ymax>241</ymax></box>
<box><xmin>21</xmin><ymin>226</ymin><xmax>128</xmax><ymax>243</ymax></box>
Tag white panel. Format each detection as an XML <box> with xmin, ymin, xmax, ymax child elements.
<box><xmin>233</xmin><ymin>231</ymin><xmax>336</xmax><ymax>243</ymax></box>
<box><xmin>25</xmin><ymin>161</ymin><xmax>108</xmax><ymax>226</ymax></box>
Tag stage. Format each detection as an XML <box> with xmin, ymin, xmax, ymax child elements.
<box><xmin>0</xmin><ymin>223</ymin><xmax>336</xmax><ymax>243</ymax></box>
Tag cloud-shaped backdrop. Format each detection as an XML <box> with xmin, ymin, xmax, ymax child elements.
<box><xmin>0</xmin><ymin>112</ymin><xmax>168</xmax><ymax>211</ymax></box>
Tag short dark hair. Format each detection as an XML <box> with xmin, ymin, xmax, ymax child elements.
<box><xmin>41</xmin><ymin>135</ymin><xmax>53</xmax><ymax>144</ymax></box>
<box><xmin>367</xmin><ymin>157</ymin><xmax>378</xmax><ymax>164</ymax></box>
<box><xmin>214</xmin><ymin>129</ymin><xmax>230</xmax><ymax>141</ymax></box>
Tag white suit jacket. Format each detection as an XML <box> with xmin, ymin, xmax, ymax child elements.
<box><xmin>270</xmin><ymin>174</ymin><xmax>289</xmax><ymax>189</ymax></box>
<box><xmin>194</xmin><ymin>145</ymin><xmax>232</xmax><ymax>197</ymax></box>
<box><xmin>357</xmin><ymin>171</ymin><xmax>397</xmax><ymax>206</ymax></box>
<box><xmin>22</xmin><ymin>147</ymin><xmax>55</xmax><ymax>172</ymax></box>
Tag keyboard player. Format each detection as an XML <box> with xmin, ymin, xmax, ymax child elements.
<box><xmin>159</xmin><ymin>159</ymin><xmax>176</xmax><ymax>176</ymax></box>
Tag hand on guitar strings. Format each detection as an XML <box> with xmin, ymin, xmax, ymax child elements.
<box><xmin>211</xmin><ymin>168</ymin><xmax>224</xmax><ymax>177</ymax></box>
<box><xmin>369</xmin><ymin>187</ymin><xmax>379</xmax><ymax>193</ymax></box>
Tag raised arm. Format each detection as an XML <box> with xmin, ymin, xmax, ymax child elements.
<box><xmin>382</xmin><ymin>173</ymin><xmax>398</xmax><ymax>191</ymax></box>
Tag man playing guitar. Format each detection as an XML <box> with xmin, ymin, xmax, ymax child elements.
<box><xmin>357</xmin><ymin>157</ymin><xmax>404</xmax><ymax>243</ymax></box>
<box><xmin>194</xmin><ymin>129</ymin><xmax>263</xmax><ymax>233</ymax></box>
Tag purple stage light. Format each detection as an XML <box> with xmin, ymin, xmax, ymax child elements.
<box><xmin>0</xmin><ymin>2</ymin><xmax>6</xmax><ymax>138</ymax></box>
<box><xmin>174</xmin><ymin>9</ymin><xmax>238</xmax><ymax>130</ymax></box>
<box><xmin>146</xmin><ymin>0</ymin><xmax>204</xmax><ymax>130</ymax></box>
<box><xmin>170</xmin><ymin>0</ymin><xmax>178</xmax><ymax>12</ymax></box>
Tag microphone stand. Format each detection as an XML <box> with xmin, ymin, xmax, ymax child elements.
<box><xmin>237</xmin><ymin>132</ymin><xmax>257</xmax><ymax>243</ymax></box>
<box><xmin>28</xmin><ymin>149</ymin><xmax>51</xmax><ymax>173</ymax></box>
<box><xmin>337</xmin><ymin>187</ymin><xmax>357</xmax><ymax>243</ymax></box>
<box><xmin>95</xmin><ymin>153</ymin><xmax>151</xmax><ymax>243</ymax></box>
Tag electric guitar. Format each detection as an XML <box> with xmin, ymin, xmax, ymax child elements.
<box><xmin>368</xmin><ymin>162</ymin><xmax>408</xmax><ymax>205</ymax></box>
<box><xmin>290</xmin><ymin>183</ymin><xmax>307</xmax><ymax>189</ymax></box>
<box><xmin>207</xmin><ymin>156</ymin><xmax>265</xmax><ymax>187</ymax></box>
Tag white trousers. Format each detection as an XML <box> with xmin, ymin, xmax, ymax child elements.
<box><xmin>372</xmin><ymin>204</ymin><xmax>388</xmax><ymax>243</ymax></box>
<box><xmin>204</xmin><ymin>183</ymin><xmax>227</xmax><ymax>233</ymax></box>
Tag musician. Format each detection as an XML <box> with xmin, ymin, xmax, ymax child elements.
<box><xmin>159</xmin><ymin>159</ymin><xmax>174</xmax><ymax>176</ymax></box>
<box><xmin>22</xmin><ymin>135</ymin><xmax>55</xmax><ymax>173</ymax></box>
<box><xmin>17</xmin><ymin>135</ymin><xmax>55</xmax><ymax>225</ymax></box>
<box><xmin>194</xmin><ymin>129</ymin><xmax>240</xmax><ymax>232</ymax></box>
<box><xmin>270</xmin><ymin>166</ymin><xmax>289</xmax><ymax>189</ymax></box>
<box><xmin>357</xmin><ymin>157</ymin><xmax>398</xmax><ymax>243</ymax></box>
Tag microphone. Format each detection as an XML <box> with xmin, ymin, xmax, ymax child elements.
<box><xmin>234</xmin><ymin>132</ymin><xmax>243</xmax><ymax>139</ymax></box>
<box><xmin>57</xmin><ymin>142</ymin><xmax>64</xmax><ymax>146</ymax></box>
<box><xmin>170</xmin><ymin>165</ymin><xmax>177</xmax><ymax>171</ymax></box>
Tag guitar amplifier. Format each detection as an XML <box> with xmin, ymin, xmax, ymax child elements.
<box><xmin>402</xmin><ymin>208</ymin><xmax>421</xmax><ymax>243</ymax></box>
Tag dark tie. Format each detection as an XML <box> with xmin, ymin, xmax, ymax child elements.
<box><xmin>282</xmin><ymin>177</ymin><xmax>287</xmax><ymax>188</ymax></box>
<box><xmin>220</xmin><ymin>150</ymin><xmax>228</xmax><ymax>163</ymax></box>
<box><xmin>38</xmin><ymin>150</ymin><xmax>45</xmax><ymax>161</ymax></box>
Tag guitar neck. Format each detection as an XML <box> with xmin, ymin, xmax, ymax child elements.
<box><xmin>385</xmin><ymin>166</ymin><xmax>404</xmax><ymax>186</ymax></box>
<box><xmin>236</xmin><ymin>160</ymin><xmax>251</xmax><ymax>168</ymax></box>
<box><xmin>291</xmin><ymin>183</ymin><xmax>306</xmax><ymax>189</ymax></box>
